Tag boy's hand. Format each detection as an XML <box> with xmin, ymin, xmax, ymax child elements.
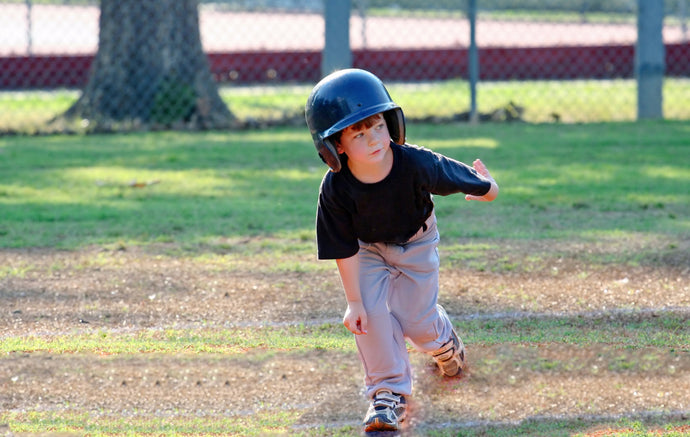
<box><xmin>343</xmin><ymin>301</ymin><xmax>368</xmax><ymax>335</ymax></box>
<box><xmin>466</xmin><ymin>159</ymin><xmax>499</xmax><ymax>202</ymax></box>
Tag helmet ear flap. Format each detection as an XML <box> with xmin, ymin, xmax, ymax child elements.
<box><xmin>317</xmin><ymin>138</ymin><xmax>342</xmax><ymax>172</ymax></box>
<box><xmin>384</xmin><ymin>108</ymin><xmax>406</xmax><ymax>145</ymax></box>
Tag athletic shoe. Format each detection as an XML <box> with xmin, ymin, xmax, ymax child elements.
<box><xmin>363</xmin><ymin>389</ymin><xmax>407</xmax><ymax>432</ymax></box>
<box><xmin>431</xmin><ymin>328</ymin><xmax>466</xmax><ymax>377</ymax></box>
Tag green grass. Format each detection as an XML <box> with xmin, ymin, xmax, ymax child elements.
<box><xmin>1</xmin><ymin>410</ymin><xmax>303</xmax><ymax>437</ymax></box>
<box><xmin>2</xmin><ymin>78</ymin><xmax>690</xmax><ymax>133</ymax></box>
<box><xmin>2</xmin><ymin>314</ymin><xmax>687</xmax><ymax>355</ymax></box>
<box><xmin>430</xmin><ymin>419</ymin><xmax>690</xmax><ymax>437</ymax></box>
<box><xmin>421</xmin><ymin>121</ymin><xmax>690</xmax><ymax>241</ymax></box>
<box><xmin>0</xmin><ymin>129</ymin><xmax>322</xmax><ymax>248</ymax></box>
<box><xmin>1</xmin><ymin>121</ymin><xmax>687</xmax><ymax>250</ymax></box>
<box><xmin>0</xmin><ymin>324</ymin><xmax>352</xmax><ymax>355</ymax></box>
<box><xmin>2</xmin><ymin>411</ymin><xmax>687</xmax><ymax>437</ymax></box>
<box><xmin>220</xmin><ymin>79</ymin><xmax>690</xmax><ymax>124</ymax></box>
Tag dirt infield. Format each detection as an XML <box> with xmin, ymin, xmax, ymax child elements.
<box><xmin>1</xmin><ymin>238</ymin><xmax>688</xmax><ymax>434</ymax></box>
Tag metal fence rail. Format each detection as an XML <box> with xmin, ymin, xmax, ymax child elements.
<box><xmin>1</xmin><ymin>0</ymin><xmax>689</xmax><ymax>133</ymax></box>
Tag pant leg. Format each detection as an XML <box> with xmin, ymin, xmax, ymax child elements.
<box><xmin>388</xmin><ymin>215</ymin><xmax>454</xmax><ymax>353</ymax></box>
<box><xmin>356</xmin><ymin>242</ymin><xmax>413</xmax><ymax>398</ymax></box>
<box><xmin>354</xmin><ymin>213</ymin><xmax>454</xmax><ymax>398</ymax></box>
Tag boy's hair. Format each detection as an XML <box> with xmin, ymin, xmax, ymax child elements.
<box><xmin>331</xmin><ymin>113</ymin><xmax>384</xmax><ymax>144</ymax></box>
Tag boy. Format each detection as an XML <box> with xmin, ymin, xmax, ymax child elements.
<box><xmin>305</xmin><ymin>69</ymin><xmax>498</xmax><ymax>432</ymax></box>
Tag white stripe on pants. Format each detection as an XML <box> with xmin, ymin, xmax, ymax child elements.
<box><xmin>355</xmin><ymin>213</ymin><xmax>454</xmax><ymax>398</ymax></box>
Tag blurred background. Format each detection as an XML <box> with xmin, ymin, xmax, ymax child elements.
<box><xmin>1</xmin><ymin>0</ymin><xmax>689</xmax><ymax>133</ymax></box>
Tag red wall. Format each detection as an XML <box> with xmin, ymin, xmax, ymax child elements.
<box><xmin>1</xmin><ymin>43</ymin><xmax>688</xmax><ymax>89</ymax></box>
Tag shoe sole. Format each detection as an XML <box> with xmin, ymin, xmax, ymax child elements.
<box><xmin>364</xmin><ymin>421</ymin><xmax>398</xmax><ymax>432</ymax></box>
<box><xmin>364</xmin><ymin>416</ymin><xmax>404</xmax><ymax>432</ymax></box>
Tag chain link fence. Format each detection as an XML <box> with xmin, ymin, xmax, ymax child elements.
<box><xmin>1</xmin><ymin>0</ymin><xmax>689</xmax><ymax>133</ymax></box>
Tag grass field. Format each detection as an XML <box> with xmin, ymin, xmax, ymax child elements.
<box><xmin>2</xmin><ymin>78</ymin><xmax>690</xmax><ymax>133</ymax></box>
<box><xmin>0</xmin><ymin>121</ymin><xmax>689</xmax><ymax>436</ymax></box>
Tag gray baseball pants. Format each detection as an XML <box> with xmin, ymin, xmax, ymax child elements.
<box><xmin>355</xmin><ymin>212</ymin><xmax>454</xmax><ymax>398</ymax></box>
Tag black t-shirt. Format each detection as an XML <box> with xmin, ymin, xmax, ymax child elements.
<box><xmin>316</xmin><ymin>143</ymin><xmax>492</xmax><ymax>259</ymax></box>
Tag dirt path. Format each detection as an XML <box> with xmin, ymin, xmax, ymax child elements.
<box><xmin>1</xmin><ymin>241</ymin><xmax>688</xmax><ymax>337</ymax></box>
<box><xmin>3</xmin><ymin>345</ymin><xmax>688</xmax><ymax>429</ymax></box>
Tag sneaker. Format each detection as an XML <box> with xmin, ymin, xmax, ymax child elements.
<box><xmin>363</xmin><ymin>389</ymin><xmax>407</xmax><ymax>432</ymax></box>
<box><xmin>431</xmin><ymin>329</ymin><xmax>466</xmax><ymax>377</ymax></box>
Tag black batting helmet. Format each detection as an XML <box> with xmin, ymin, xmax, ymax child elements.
<box><xmin>305</xmin><ymin>68</ymin><xmax>406</xmax><ymax>172</ymax></box>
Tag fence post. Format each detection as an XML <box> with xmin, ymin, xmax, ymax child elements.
<box><xmin>680</xmin><ymin>0</ymin><xmax>687</xmax><ymax>43</ymax></box>
<box><xmin>322</xmin><ymin>0</ymin><xmax>352</xmax><ymax>77</ymax></box>
<box><xmin>468</xmin><ymin>0</ymin><xmax>479</xmax><ymax>124</ymax></box>
<box><xmin>26</xmin><ymin>0</ymin><xmax>33</xmax><ymax>55</ymax></box>
<box><xmin>636</xmin><ymin>0</ymin><xmax>665</xmax><ymax>120</ymax></box>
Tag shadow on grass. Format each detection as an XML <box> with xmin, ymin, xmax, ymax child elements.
<box><xmin>0</xmin><ymin>122</ymin><xmax>688</xmax><ymax>251</ymax></box>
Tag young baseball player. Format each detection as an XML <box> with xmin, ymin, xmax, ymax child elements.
<box><xmin>305</xmin><ymin>69</ymin><xmax>498</xmax><ymax>432</ymax></box>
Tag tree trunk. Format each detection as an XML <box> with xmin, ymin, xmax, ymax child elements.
<box><xmin>63</xmin><ymin>0</ymin><xmax>235</xmax><ymax>130</ymax></box>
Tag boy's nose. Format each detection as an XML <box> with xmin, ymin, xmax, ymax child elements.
<box><xmin>368</xmin><ymin>130</ymin><xmax>382</xmax><ymax>145</ymax></box>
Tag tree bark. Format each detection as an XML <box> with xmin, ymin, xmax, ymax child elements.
<box><xmin>63</xmin><ymin>0</ymin><xmax>235</xmax><ymax>130</ymax></box>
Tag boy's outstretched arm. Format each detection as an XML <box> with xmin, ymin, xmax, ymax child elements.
<box><xmin>466</xmin><ymin>159</ymin><xmax>499</xmax><ymax>202</ymax></box>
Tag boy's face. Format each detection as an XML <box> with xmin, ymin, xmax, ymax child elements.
<box><xmin>335</xmin><ymin>114</ymin><xmax>391</xmax><ymax>167</ymax></box>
